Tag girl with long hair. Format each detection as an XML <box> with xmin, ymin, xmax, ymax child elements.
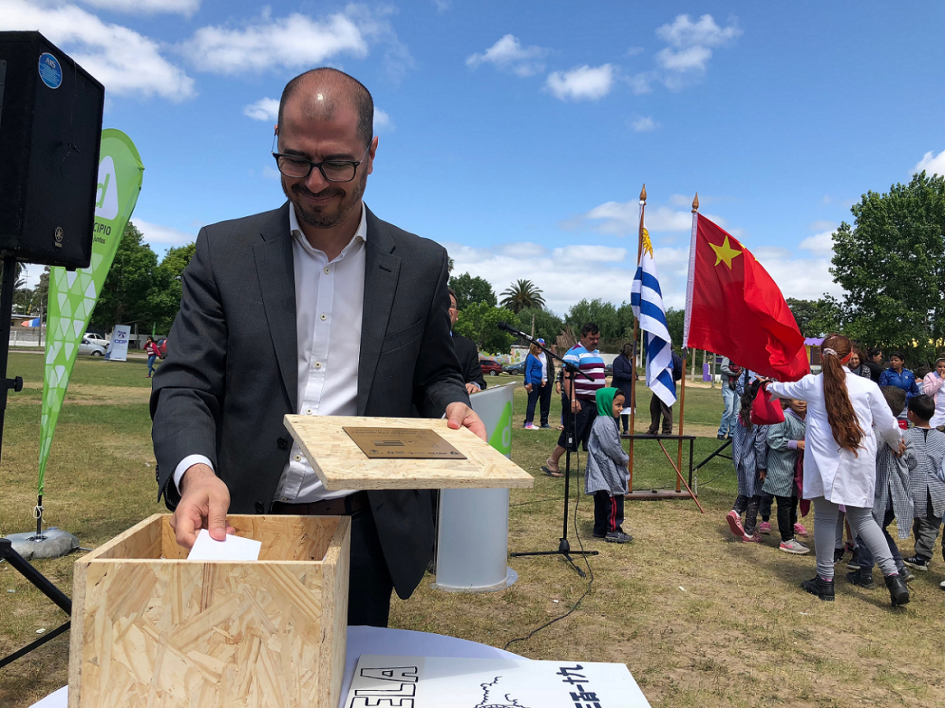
<box><xmin>767</xmin><ymin>334</ymin><xmax>909</xmax><ymax>606</ymax></box>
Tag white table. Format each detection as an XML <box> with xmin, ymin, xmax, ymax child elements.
<box><xmin>29</xmin><ymin>626</ymin><xmax>523</xmax><ymax>708</ymax></box>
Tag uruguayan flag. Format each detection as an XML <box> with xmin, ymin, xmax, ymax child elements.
<box><xmin>631</xmin><ymin>222</ymin><xmax>677</xmax><ymax>406</ymax></box>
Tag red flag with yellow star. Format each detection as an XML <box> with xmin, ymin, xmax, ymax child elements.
<box><xmin>683</xmin><ymin>214</ymin><xmax>809</xmax><ymax>381</ymax></box>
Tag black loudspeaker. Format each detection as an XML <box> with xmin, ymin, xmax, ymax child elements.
<box><xmin>0</xmin><ymin>31</ymin><xmax>105</xmax><ymax>269</ymax></box>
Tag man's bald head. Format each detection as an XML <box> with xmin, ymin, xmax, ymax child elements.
<box><xmin>278</xmin><ymin>68</ymin><xmax>374</xmax><ymax>148</ymax></box>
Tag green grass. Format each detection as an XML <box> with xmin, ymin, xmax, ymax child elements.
<box><xmin>2</xmin><ymin>357</ymin><xmax>944</xmax><ymax>708</ymax></box>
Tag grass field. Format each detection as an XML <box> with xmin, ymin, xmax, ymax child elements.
<box><xmin>2</xmin><ymin>351</ymin><xmax>944</xmax><ymax>707</ymax></box>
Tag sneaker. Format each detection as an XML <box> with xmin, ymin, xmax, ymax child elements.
<box><xmin>725</xmin><ymin>511</ymin><xmax>745</xmax><ymax>538</ymax></box>
<box><xmin>758</xmin><ymin>521</ymin><xmax>772</xmax><ymax>535</ymax></box>
<box><xmin>741</xmin><ymin>533</ymin><xmax>762</xmax><ymax>543</ymax></box>
<box><xmin>846</xmin><ymin>548</ymin><xmax>861</xmax><ymax>571</ymax></box>
<box><xmin>903</xmin><ymin>555</ymin><xmax>930</xmax><ymax>572</ymax></box>
<box><xmin>523</xmin><ymin>423</ymin><xmax>537</xmax><ymax>430</ymax></box>
<box><xmin>779</xmin><ymin>538</ymin><xmax>811</xmax><ymax>555</ymax></box>
<box><xmin>845</xmin><ymin>570</ymin><xmax>875</xmax><ymax>589</ymax></box>
<box><xmin>540</xmin><ymin>424</ymin><xmax>552</xmax><ymax>429</ymax></box>
<box><xmin>592</xmin><ymin>533</ymin><xmax>606</xmax><ymax>539</ymax></box>
<box><xmin>793</xmin><ymin>522</ymin><xmax>808</xmax><ymax>537</ymax></box>
<box><xmin>801</xmin><ymin>575</ymin><xmax>835</xmax><ymax>602</ymax></box>
<box><xmin>939</xmin><ymin>578</ymin><xmax>945</xmax><ymax>590</ymax></box>
<box><xmin>605</xmin><ymin>531</ymin><xmax>633</xmax><ymax>543</ymax></box>
<box><xmin>833</xmin><ymin>547</ymin><xmax>845</xmax><ymax>565</ymax></box>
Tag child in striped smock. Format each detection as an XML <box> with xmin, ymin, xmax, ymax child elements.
<box><xmin>726</xmin><ymin>376</ymin><xmax>768</xmax><ymax>542</ymax></box>
<box><xmin>764</xmin><ymin>399</ymin><xmax>810</xmax><ymax>554</ymax></box>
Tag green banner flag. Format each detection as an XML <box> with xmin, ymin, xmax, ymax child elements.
<box><xmin>38</xmin><ymin>129</ymin><xmax>144</xmax><ymax>492</ymax></box>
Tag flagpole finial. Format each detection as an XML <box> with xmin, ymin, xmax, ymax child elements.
<box><xmin>691</xmin><ymin>193</ymin><xmax>699</xmax><ymax>213</ymax></box>
<box><xmin>640</xmin><ymin>184</ymin><xmax>647</xmax><ymax>203</ymax></box>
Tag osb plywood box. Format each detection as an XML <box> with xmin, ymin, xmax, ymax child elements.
<box><xmin>69</xmin><ymin>513</ymin><xmax>350</xmax><ymax>708</ymax></box>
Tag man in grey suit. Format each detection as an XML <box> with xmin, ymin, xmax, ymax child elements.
<box><xmin>151</xmin><ymin>67</ymin><xmax>484</xmax><ymax>627</ymax></box>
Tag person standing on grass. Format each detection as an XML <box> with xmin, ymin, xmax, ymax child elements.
<box><xmin>612</xmin><ymin>342</ymin><xmax>635</xmax><ymax>434</ymax></box>
<box><xmin>764</xmin><ymin>399</ymin><xmax>810</xmax><ymax>555</ymax></box>
<box><xmin>765</xmin><ymin>334</ymin><xmax>909</xmax><ymax>606</ymax></box>
<box><xmin>717</xmin><ymin>357</ymin><xmax>742</xmax><ymax>439</ymax></box>
<box><xmin>847</xmin><ymin>386</ymin><xmax>916</xmax><ymax>589</ymax></box>
<box><xmin>864</xmin><ymin>347</ymin><xmax>884</xmax><ymax>384</ymax></box>
<box><xmin>522</xmin><ymin>340</ymin><xmax>547</xmax><ymax>430</ymax></box>
<box><xmin>144</xmin><ymin>336</ymin><xmax>159</xmax><ymax>379</ymax></box>
<box><xmin>879</xmin><ymin>352</ymin><xmax>919</xmax><ymax>419</ymax></box>
<box><xmin>585</xmin><ymin>387</ymin><xmax>632</xmax><ymax>543</ymax></box>
<box><xmin>726</xmin><ymin>376</ymin><xmax>768</xmax><ymax>543</ymax></box>
<box><xmin>541</xmin><ymin>323</ymin><xmax>604</xmax><ymax>478</ymax></box>
<box><xmin>901</xmin><ymin>394</ymin><xmax>945</xmax><ymax>574</ymax></box>
<box><xmin>922</xmin><ymin>355</ymin><xmax>945</xmax><ymax>430</ymax></box>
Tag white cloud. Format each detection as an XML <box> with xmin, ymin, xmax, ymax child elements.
<box><xmin>374</xmin><ymin>108</ymin><xmax>393</xmax><ymax>133</ymax></box>
<box><xmin>799</xmin><ymin>230</ymin><xmax>835</xmax><ymax>257</ymax></box>
<box><xmin>135</xmin><ymin>218</ymin><xmax>197</xmax><ymax>247</ymax></box>
<box><xmin>625</xmin><ymin>46</ymin><xmax>644</xmax><ymax>57</ymax></box>
<box><xmin>79</xmin><ymin>0</ymin><xmax>199</xmax><ymax>15</ymax></box>
<box><xmin>582</xmin><ymin>201</ymin><xmax>703</xmax><ymax>236</ymax></box>
<box><xmin>181</xmin><ymin>11</ymin><xmax>369</xmax><ymax>74</ymax></box>
<box><xmin>630</xmin><ymin>115</ymin><xmax>658</xmax><ymax>132</ymax></box>
<box><xmin>656</xmin><ymin>45</ymin><xmax>712</xmax><ymax>73</ymax></box>
<box><xmin>466</xmin><ymin>34</ymin><xmax>549</xmax><ymax>77</ymax></box>
<box><xmin>652</xmin><ymin>14</ymin><xmax>741</xmax><ymax>89</ymax></box>
<box><xmin>808</xmin><ymin>220</ymin><xmax>836</xmax><ymax>232</ymax></box>
<box><xmin>447</xmin><ymin>235</ymin><xmax>841</xmax><ymax>316</ymax></box>
<box><xmin>432</xmin><ymin>0</ymin><xmax>451</xmax><ymax>12</ymax></box>
<box><xmin>626</xmin><ymin>71</ymin><xmax>657</xmax><ymax>94</ymax></box>
<box><xmin>244</xmin><ymin>97</ymin><xmax>279</xmax><ymax>122</ymax></box>
<box><xmin>913</xmin><ymin>149</ymin><xmax>945</xmax><ymax>177</ymax></box>
<box><xmin>551</xmin><ymin>245</ymin><xmax>628</xmax><ymax>263</ymax></box>
<box><xmin>1</xmin><ymin>0</ymin><xmax>195</xmax><ymax>101</ymax></box>
<box><xmin>262</xmin><ymin>165</ymin><xmax>281</xmax><ymax>180</ymax></box>
<box><xmin>545</xmin><ymin>64</ymin><xmax>614</xmax><ymax>101</ymax></box>
<box><xmin>656</xmin><ymin>13</ymin><xmax>742</xmax><ymax>49</ymax></box>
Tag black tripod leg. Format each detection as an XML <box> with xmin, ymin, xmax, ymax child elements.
<box><xmin>694</xmin><ymin>438</ymin><xmax>732</xmax><ymax>471</ymax></box>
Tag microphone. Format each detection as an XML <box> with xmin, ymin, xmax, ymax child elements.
<box><xmin>497</xmin><ymin>321</ymin><xmax>534</xmax><ymax>342</ymax></box>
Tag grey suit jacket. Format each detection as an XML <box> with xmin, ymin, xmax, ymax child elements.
<box><xmin>150</xmin><ymin>202</ymin><xmax>468</xmax><ymax>599</ymax></box>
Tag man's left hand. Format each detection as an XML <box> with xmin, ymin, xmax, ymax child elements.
<box><xmin>445</xmin><ymin>402</ymin><xmax>487</xmax><ymax>441</ymax></box>
<box><xmin>465</xmin><ymin>383</ymin><xmax>480</xmax><ymax>395</ymax></box>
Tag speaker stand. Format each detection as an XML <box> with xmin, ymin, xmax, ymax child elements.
<box><xmin>0</xmin><ymin>254</ymin><xmax>72</xmax><ymax>669</ymax></box>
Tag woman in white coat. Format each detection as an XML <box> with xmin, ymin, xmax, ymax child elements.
<box><xmin>766</xmin><ymin>334</ymin><xmax>909</xmax><ymax>606</ymax></box>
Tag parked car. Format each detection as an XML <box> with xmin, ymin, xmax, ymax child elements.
<box><xmin>503</xmin><ymin>361</ymin><xmax>526</xmax><ymax>375</ymax></box>
<box><xmin>479</xmin><ymin>357</ymin><xmax>503</xmax><ymax>376</ymax></box>
<box><xmin>79</xmin><ymin>336</ymin><xmax>106</xmax><ymax>356</ymax></box>
<box><xmin>156</xmin><ymin>338</ymin><xmax>168</xmax><ymax>358</ymax></box>
<box><xmin>84</xmin><ymin>332</ymin><xmax>107</xmax><ymax>346</ymax></box>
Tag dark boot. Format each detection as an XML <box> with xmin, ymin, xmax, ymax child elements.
<box><xmin>801</xmin><ymin>575</ymin><xmax>835</xmax><ymax>602</ymax></box>
<box><xmin>845</xmin><ymin>569</ymin><xmax>875</xmax><ymax>589</ymax></box>
<box><xmin>884</xmin><ymin>574</ymin><xmax>910</xmax><ymax>606</ymax></box>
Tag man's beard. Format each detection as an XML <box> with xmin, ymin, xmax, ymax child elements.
<box><xmin>285</xmin><ymin>170</ymin><xmax>366</xmax><ymax>230</ymax></box>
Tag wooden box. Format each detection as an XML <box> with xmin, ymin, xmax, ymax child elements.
<box><xmin>69</xmin><ymin>513</ymin><xmax>350</xmax><ymax>708</ymax></box>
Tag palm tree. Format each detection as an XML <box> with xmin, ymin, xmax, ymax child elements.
<box><xmin>500</xmin><ymin>279</ymin><xmax>545</xmax><ymax>313</ymax></box>
<box><xmin>500</xmin><ymin>280</ymin><xmax>546</xmax><ymax>337</ymax></box>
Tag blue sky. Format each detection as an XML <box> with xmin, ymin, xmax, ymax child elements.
<box><xmin>6</xmin><ymin>1</ymin><xmax>944</xmax><ymax>314</ymax></box>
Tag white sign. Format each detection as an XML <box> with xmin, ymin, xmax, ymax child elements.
<box><xmin>345</xmin><ymin>654</ymin><xmax>651</xmax><ymax>708</ymax></box>
<box><xmin>109</xmin><ymin>324</ymin><xmax>131</xmax><ymax>361</ymax></box>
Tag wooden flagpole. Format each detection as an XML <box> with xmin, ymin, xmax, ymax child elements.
<box><xmin>628</xmin><ymin>184</ymin><xmax>646</xmax><ymax>491</ymax></box>
<box><xmin>676</xmin><ymin>192</ymin><xmax>699</xmax><ymax>487</ymax></box>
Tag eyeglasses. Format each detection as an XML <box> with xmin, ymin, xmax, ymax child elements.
<box><xmin>271</xmin><ymin>134</ymin><xmax>371</xmax><ymax>183</ymax></box>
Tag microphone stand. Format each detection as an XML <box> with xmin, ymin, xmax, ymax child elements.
<box><xmin>501</xmin><ymin>322</ymin><xmax>598</xmax><ymax>577</ymax></box>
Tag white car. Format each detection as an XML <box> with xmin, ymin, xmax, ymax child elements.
<box><xmin>79</xmin><ymin>336</ymin><xmax>106</xmax><ymax>356</ymax></box>
<box><xmin>84</xmin><ymin>333</ymin><xmax>107</xmax><ymax>345</ymax></box>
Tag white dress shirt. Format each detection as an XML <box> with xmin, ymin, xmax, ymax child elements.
<box><xmin>174</xmin><ymin>203</ymin><xmax>366</xmax><ymax>503</ymax></box>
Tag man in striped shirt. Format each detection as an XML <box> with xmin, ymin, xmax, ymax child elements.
<box><xmin>541</xmin><ymin>323</ymin><xmax>605</xmax><ymax>478</ymax></box>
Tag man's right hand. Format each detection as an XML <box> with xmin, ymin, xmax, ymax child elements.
<box><xmin>170</xmin><ymin>463</ymin><xmax>234</xmax><ymax>550</ymax></box>
<box><xmin>525</xmin><ymin>383</ymin><xmax>533</xmax><ymax>393</ymax></box>
<box><xmin>571</xmin><ymin>398</ymin><xmax>581</xmax><ymax>413</ymax></box>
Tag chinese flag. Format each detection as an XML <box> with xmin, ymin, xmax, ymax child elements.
<box><xmin>685</xmin><ymin>214</ymin><xmax>809</xmax><ymax>381</ymax></box>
